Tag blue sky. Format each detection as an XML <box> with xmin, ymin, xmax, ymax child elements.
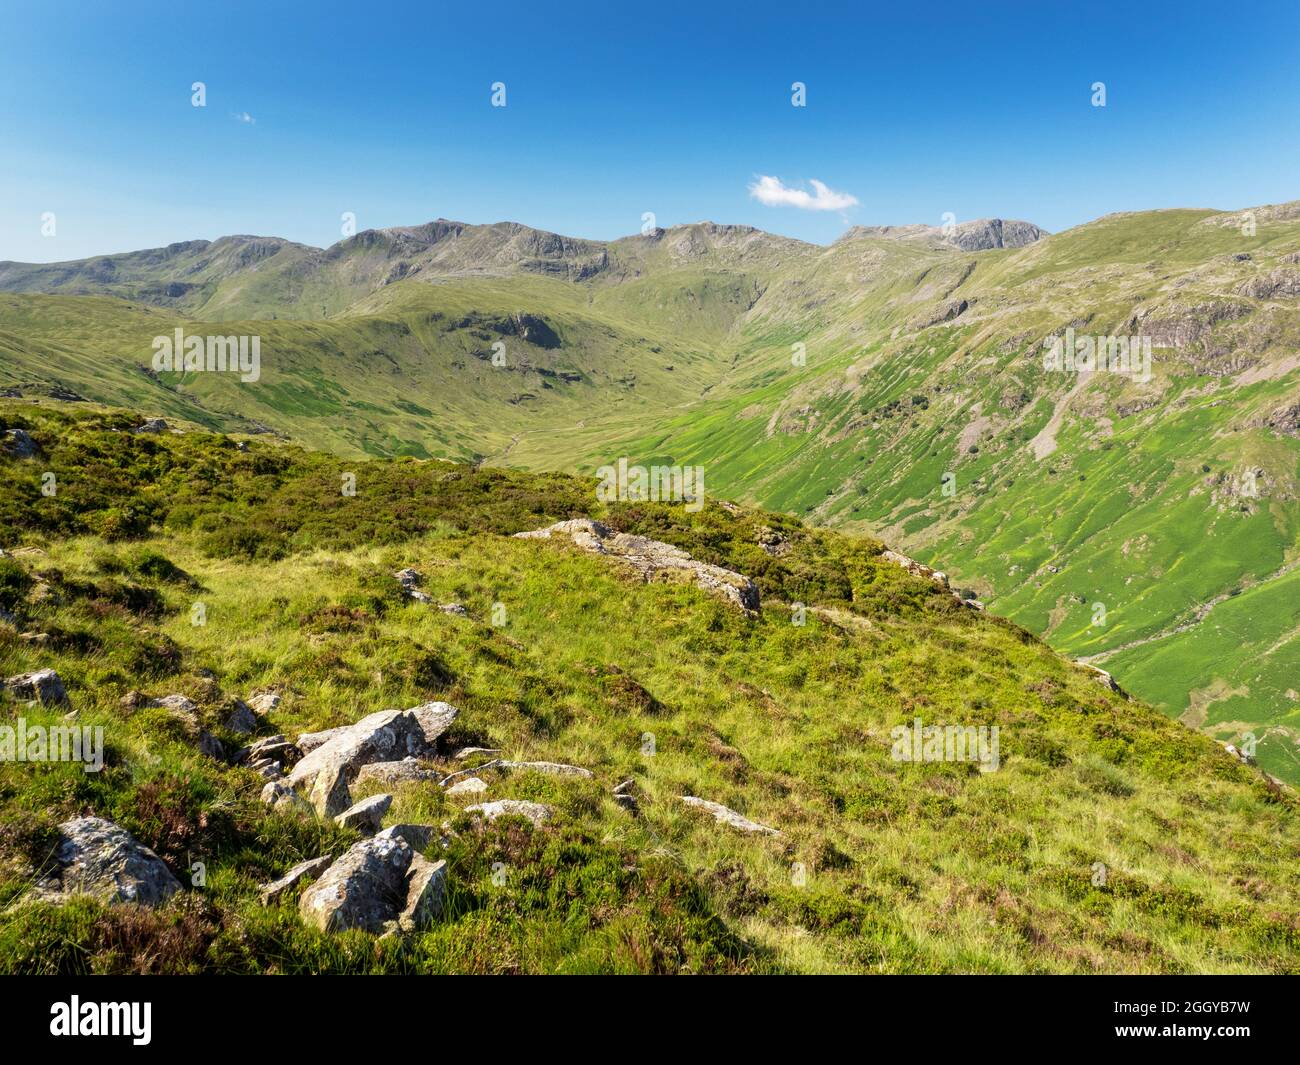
<box><xmin>2</xmin><ymin>0</ymin><xmax>1298</xmax><ymax>261</ymax></box>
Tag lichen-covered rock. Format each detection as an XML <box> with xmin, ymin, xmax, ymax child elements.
<box><xmin>355</xmin><ymin>757</ymin><xmax>439</xmax><ymax>786</ymax></box>
<box><xmin>286</xmin><ymin>702</ymin><xmax>457</xmax><ymax>816</ymax></box>
<box><xmin>446</xmin><ymin>776</ymin><xmax>488</xmax><ymax>796</ymax></box>
<box><xmin>247</xmin><ymin>691</ymin><xmax>281</xmax><ymax>715</ymax></box>
<box><xmin>260</xmin><ymin>780</ymin><xmax>314</xmax><ymax>815</ymax></box>
<box><xmin>334</xmin><ymin>793</ymin><xmax>391</xmax><ymax>835</ymax></box>
<box><xmin>47</xmin><ymin>816</ymin><xmax>182</xmax><ymax>906</ymax></box>
<box><xmin>394</xmin><ymin>568</ymin><xmax>433</xmax><ymax>603</ymax></box>
<box><xmin>147</xmin><ymin>693</ymin><xmax>199</xmax><ymax>717</ymax></box>
<box><xmin>399</xmin><ymin>854</ymin><xmax>447</xmax><ymax>931</ymax></box>
<box><xmin>223</xmin><ymin>700</ymin><xmax>258</xmax><ymax>735</ymax></box>
<box><xmin>3</xmin><ymin>428</ymin><xmax>37</xmax><ymax>458</ymax></box>
<box><xmin>465</xmin><ymin>800</ymin><xmax>552</xmax><ymax>826</ymax></box>
<box><xmin>515</xmin><ymin>519</ymin><xmax>759</xmax><ymax>612</ymax></box>
<box><xmin>375</xmin><ymin>823</ymin><xmax>437</xmax><ymax>852</ymax></box>
<box><xmin>298</xmin><ymin>836</ymin><xmax>412</xmax><ymax>933</ymax></box>
<box><xmin>879</xmin><ymin>549</ymin><xmax>949</xmax><ymax>589</ymax></box>
<box><xmin>3</xmin><ymin>667</ymin><xmax>68</xmax><ymax>706</ymax></box>
<box><xmin>680</xmin><ymin>796</ymin><xmax>782</xmax><ymax>837</ymax></box>
<box><xmin>498</xmin><ymin>760</ymin><xmax>593</xmax><ymax>778</ymax></box>
<box><xmin>259</xmin><ymin>854</ymin><xmax>333</xmax><ymax>904</ymax></box>
<box><xmin>453</xmin><ymin>746</ymin><xmax>501</xmax><ymax>760</ymax></box>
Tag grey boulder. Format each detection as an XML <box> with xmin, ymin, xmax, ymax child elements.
<box><xmin>3</xmin><ymin>668</ymin><xmax>69</xmax><ymax>706</ymax></box>
<box><xmin>299</xmin><ymin>836</ymin><xmax>412</xmax><ymax>934</ymax></box>
<box><xmin>48</xmin><ymin>816</ymin><xmax>181</xmax><ymax>906</ymax></box>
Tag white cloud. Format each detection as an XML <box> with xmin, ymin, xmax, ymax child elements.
<box><xmin>233</xmin><ymin>111</ymin><xmax>256</xmax><ymax>125</ymax></box>
<box><xmin>748</xmin><ymin>175</ymin><xmax>857</xmax><ymax>211</ymax></box>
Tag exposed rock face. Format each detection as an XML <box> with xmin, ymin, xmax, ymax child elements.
<box><xmin>498</xmin><ymin>760</ymin><xmax>593</xmax><ymax>778</ymax></box>
<box><xmin>1080</xmin><ymin>662</ymin><xmax>1123</xmax><ymax>694</ymax></box>
<box><xmin>46</xmin><ymin>817</ymin><xmax>182</xmax><ymax>906</ymax></box>
<box><xmin>133</xmin><ymin>418</ymin><xmax>169</xmax><ymax>434</ymax></box>
<box><xmin>1235</xmin><ymin>269</ymin><xmax>1300</xmax><ymax>300</ymax></box>
<box><xmin>756</xmin><ymin>526</ymin><xmax>791</xmax><ymax>557</ymax></box>
<box><xmin>912</xmin><ymin>297</ymin><xmax>969</xmax><ymax>330</ymax></box>
<box><xmin>454</xmin><ymin>746</ymin><xmax>501</xmax><ymax>760</ymax></box>
<box><xmin>1127</xmin><ymin>299</ymin><xmax>1252</xmax><ymax>354</ymax></box>
<box><xmin>3</xmin><ymin>668</ymin><xmax>69</xmax><ymax>706</ymax></box>
<box><xmin>295</xmin><ymin>725</ymin><xmax>346</xmax><ymax>754</ymax></box>
<box><xmin>260</xmin><ymin>780</ymin><xmax>314</xmax><ymax>815</ymax></box>
<box><xmin>1254</xmin><ymin>403</ymin><xmax>1300</xmax><ymax>437</ymax></box>
<box><xmin>495</xmin><ymin>312</ymin><xmax>561</xmax><ymax>349</ymax></box>
<box><xmin>839</xmin><ymin>218</ymin><xmax>1047</xmax><ymax>251</ymax></box>
<box><xmin>298</xmin><ymin>836</ymin><xmax>412</xmax><ymax>934</ymax></box>
<box><xmin>334</xmin><ymin>793</ymin><xmax>392</xmax><ymax>835</ymax></box>
<box><xmin>680</xmin><ymin>796</ymin><xmax>782</xmax><ymax>837</ymax></box>
<box><xmin>399</xmin><ymin>854</ymin><xmax>448</xmax><ymax>931</ymax></box>
<box><xmin>247</xmin><ymin>691</ymin><xmax>281</xmax><ymax>715</ymax></box>
<box><xmin>3</xmin><ymin>428</ymin><xmax>37</xmax><ymax>457</ymax></box>
<box><xmin>148</xmin><ymin>693</ymin><xmax>198</xmax><ymax>717</ymax></box>
<box><xmin>946</xmin><ymin>218</ymin><xmax>1047</xmax><ymax>251</ymax></box>
<box><xmin>880</xmin><ymin>549</ymin><xmax>949</xmax><ymax>588</ymax></box>
<box><xmin>394</xmin><ymin>568</ymin><xmax>433</xmax><ymax>603</ymax></box>
<box><xmin>259</xmin><ymin>855</ymin><xmax>333</xmax><ymax>904</ymax></box>
<box><xmin>515</xmin><ymin>519</ymin><xmax>760</xmax><ymax>613</ymax></box>
<box><xmin>286</xmin><ymin>702</ymin><xmax>457</xmax><ymax>816</ymax></box>
<box><xmin>223</xmin><ymin>700</ymin><xmax>257</xmax><ymax>735</ymax></box>
<box><xmin>239</xmin><ymin>735</ymin><xmax>301</xmax><ymax>768</ymax></box>
<box><xmin>445</xmin><ymin>776</ymin><xmax>488</xmax><ymax>796</ymax></box>
<box><xmin>466</xmin><ymin>800</ymin><xmax>553</xmax><ymax>826</ymax></box>
<box><xmin>355</xmin><ymin>757</ymin><xmax>440</xmax><ymax>787</ymax></box>
<box><xmin>376</xmin><ymin>823</ymin><xmax>437</xmax><ymax>851</ymax></box>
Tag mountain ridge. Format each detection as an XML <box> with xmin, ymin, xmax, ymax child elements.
<box><xmin>0</xmin><ymin>198</ymin><xmax>1297</xmax><ymax>784</ymax></box>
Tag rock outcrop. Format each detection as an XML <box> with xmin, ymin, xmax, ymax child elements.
<box><xmin>298</xmin><ymin>836</ymin><xmax>412</xmax><ymax>933</ymax></box>
<box><xmin>680</xmin><ymin>796</ymin><xmax>782</xmax><ymax>837</ymax></box>
<box><xmin>399</xmin><ymin>854</ymin><xmax>448</xmax><ymax>932</ymax></box>
<box><xmin>3</xmin><ymin>428</ymin><xmax>37</xmax><ymax>457</ymax></box>
<box><xmin>446</xmin><ymin>776</ymin><xmax>488</xmax><ymax>796</ymax></box>
<box><xmin>334</xmin><ymin>793</ymin><xmax>392</xmax><ymax>835</ymax></box>
<box><xmin>515</xmin><ymin>519</ymin><xmax>760</xmax><ymax>612</ymax></box>
<box><xmin>355</xmin><ymin>757</ymin><xmax>440</xmax><ymax>787</ymax></box>
<box><xmin>498</xmin><ymin>760</ymin><xmax>593</xmax><ymax>778</ymax></box>
<box><xmin>3</xmin><ymin>668</ymin><xmax>69</xmax><ymax>706</ymax></box>
<box><xmin>259</xmin><ymin>855</ymin><xmax>333</xmax><ymax>904</ymax></box>
<box><xmin>41</xmin><ymin>816</ymin><xmax>182</xmax><ymax>906</ymax></box>
<box><xmin>394</xmin><ymin>568</ymin><xmax>432</xmax><ymax>603</ymax></box>
<box><xmin>465</xmin><ymin>800</ymin><xmax>552</xmax><ymax>826</ymax></box>
<box><xmin>285</xmin><ymin>702</ymin><xmax>457</xmax><ymax>816</ymax></box>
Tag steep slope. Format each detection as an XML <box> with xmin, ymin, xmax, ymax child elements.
<box><xmin>0</xmin><ymin>203</ymin><xmax>1296</xmax><ymax>783</ymax></box>
<box><xmin>0</xmin><ymin>402</ymin><xmax>1296</xmax><ymax>974</ymax></box>
<box><xmin>612</xmin><ymin>203</ymin><xmax>1300</xmax><ymax>782</ymax></box>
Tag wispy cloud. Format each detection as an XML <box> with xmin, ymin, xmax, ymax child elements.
<box><xmin>232</xmin><ymin>111</ymin><xmax>256</xmax><ymax>125</ymax></box>
<box><xmin>748</xmin><ymin>175</ymin><xmax>857</xmax><ymax>211</ymax></box>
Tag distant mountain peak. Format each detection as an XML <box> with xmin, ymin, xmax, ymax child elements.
<box><xmin>838</xmin><ymin>217</ymin><xmax>1048</xmax><ymax>252</ymax></box>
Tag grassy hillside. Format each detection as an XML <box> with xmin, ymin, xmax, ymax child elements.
<box><xmin>1</xmin><ymin>204</ymin><xmax>1297</xmax><ymax>785</ymax></box>
<box><xmin>0</xmin><ymin>403</ymin><xmax>1297</xmax><ymax>974</ymax></box>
